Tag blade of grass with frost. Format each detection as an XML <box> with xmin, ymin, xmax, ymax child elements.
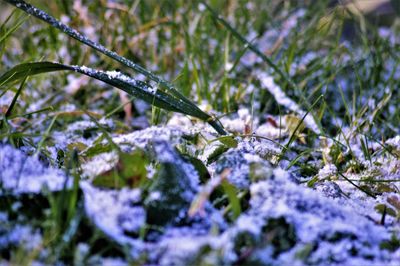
<box><xmin>0</xmin><ymin>62</ymin><xmax>219</xmax><ymax>124</ymax></box>
<box><xmin>201</xmin><ymin>1</ymin><xmax>298</xmax><ymax>91</ymax></box>
<box><xmin>4</xmin><ymin>0</ymin><xmax>227</xmax><ymax>135</ymax></box>
<box><xmin>202</xmin><ymin>2</ymin><xmax>323</xmax><ymax>133</ymax></box>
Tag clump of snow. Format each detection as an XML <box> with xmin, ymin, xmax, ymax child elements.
<box><xmin>105</xmin><ymin>70</ymin><xmax>121</xmax><ymax>79</ymax></box>
<box><xmin>91</xmin><ymin>257</ymin><xmax>128</xmax><ymax>266</ymax></box>
<box><xmin>213</xmin><ymin>140</ymin><xmax>274</xmax><ymax>189</ymax></box>
<box><xmin>197</xmin><ymin>170</ymin><xmax>395</xmax><ymax>265</ymax></box>
<box><xmin>81</xmin><ymin>182</ymin><xmax>145</xmax><ymax>249</ymax></box>
<box><xmin>0</xmin><ymin>145</ymin><xmax>69</xmax><ymax>194</ymax></box>
<box><xmin>154</xmin><ymin>235</ymin><xmax>216</xmax><ymax>266</ymax></box>
<box><xmin>81</xmin><ymin>151</ymin><xmax>119</xmax><ymax>179</ymax></box>
<box><xmin>317</xmin><ymin>163</ymin><xmax>338</xmax><ymax>180</ymax></box>
<box><xmin>219</xmin><ymin>108</ymin><xmax>257</xmax><ymax>134</ymax></box>
<box><xmin>255</xmin><ymin>123</ymin><xmax>286</xmax><ymax>140</ymax></box>
<box><xmin>67</xmin><ymin>117</ymin><xmax>114</xmax><ymax>133</ymax></box>
<box><xmin>167</xmin><ymin>113</ymin><xmax>194</xmax><ymax>128</ymax></box>
<box><xmin>113</xmin><ymin>126</ymin><xmax>189</xmax><ymax>152</ymax></box>
<box><xmin>314</xmin><ymin>181</ymin><xmax>344</xmax><ymax>199</ymax></box>
<box><xmin>386</xmin><ymin>135</ymin><xmax>400</xmax><ymax>153</ymax></box>
<box><xmin>0</xmin><ymin>220</ymin><xmax>42</xmax><ymax>252</ymax></box>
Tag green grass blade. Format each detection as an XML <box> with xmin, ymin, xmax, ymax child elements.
<box><xmin>0</xmin><ymin>62</ymin><xmax>71</xmax><ymax>83</ymax></box>
<box><xmin>34</xmin><ymin>114</ymin><xmax>58</xmax><ymax>156</ymax></box>
<box><xmin>4</xmin><ymin>0</ymin><xmax>227</xmax><ymax>135</ymax></box>
<box><xmin>0</xmin><ymin>13</ymin><xmax>29</xmax><ymax>44</ymax></box>
<box><xmin>4</xmin><ymin>75</ymin><xmax>28</xmax><ymax>118</ymax></box>
<box><xmin>0</xmin><ymin>61</ymin><xmax>217</xmax><ymax>123</ymax></box>
<box><xmin>201</xmin><ymin>1</ymin><xmax>298</xmax><ymax>91</ymax></box>
<box><xmin>280</xmin><ymin>94</ymin><xmax>324</xmax><ymax>160</ymax></box>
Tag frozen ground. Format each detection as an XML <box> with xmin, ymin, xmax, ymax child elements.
<box><xmin>1</xmin><ymin>116</ymin><xmax>400</xmax><ymax>265</ymax></box>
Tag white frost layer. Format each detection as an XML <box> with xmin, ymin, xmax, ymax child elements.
<box><xmin>247</xmin><ymin>174</ymin><xmax>393</xmax><ymax>265</ymax></box>
<box><xmin>0</xmin><ymin>145</ymin><xmax>69</xmax><ymax>194</ymax></box>
<box><xmin>113</xmin><ymin>126</ymin><xmax>187</xmax><ymax>151</ymax></box>
<box><xmin>81</xmin><ymin>151</ymin><xmax>119</xmax><ymax>178</ymax></box>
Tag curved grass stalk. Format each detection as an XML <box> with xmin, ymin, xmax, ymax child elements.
<box><xmin>0</xmin><ymin>62</ymin><xmax>225</xmax><ymax>124</ymax></box>
<box><xmin>3</xmin><ymin>0</ymin><xmax>227</xmax><ymax>135</ymax></box>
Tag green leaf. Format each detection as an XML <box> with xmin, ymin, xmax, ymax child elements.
<box><xmin>182</xmin><ymin>154</ymin><xmax>211</xmax><ymax>183</ymax></box>
<box><xmin>0</xmin><ymin>62</ymin><xmax>71</xmax><ymax>85</ymax></box>
<box><xmin>221</xmin><ymin>179</ymin><xmax>241</xmax><ymax>220</ymax></box>
<box><xmin>205</xmin><ymin>144</ymin><xmax>229</xmax><ymax>164</ymax></box>
<box><xmin>92</xmin><ymin>150</ymin><xmax>148</xmax><ymax>189</ymax></box>
<box><xmin>217</xmin><ymin>135</ymin><xmax>238</xmax><ymax>148</ymax></box>
<box><xmin>375</xmin><ymin>204</ymin><xmax>396</xmax><ymax>217</ymax></box>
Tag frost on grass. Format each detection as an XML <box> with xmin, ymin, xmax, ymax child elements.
<box><xmin>211</xmin><ymin>139</ymin><xmax>279</xmax><ymax>189</ymax></box>
<box><xmin>113</xmin><ymin>126</ymin><xmax>189</xmax><ymax>151</ymax></box>
<box><xmin>169</xmin><ymin>169</ymin><xmax>397</xmax><ymax>266</ymax></box>
<box><xmin>0</xmin><ymin>145</ymin><xmax>69</xmax><ymax>194</ymax></box>
<box><xmin>74</xmin><ymin>65</ymin><xmax>157</xmax><ymax>95</ymax></box>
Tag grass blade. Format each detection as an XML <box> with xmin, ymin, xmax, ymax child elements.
<box><xmin>4</xmin><ymin>75</ymin><xmax>28</xmax><ymax>118</ymax></box>
<box><xmin>280</xmin><ymin>94</ymin><xmax>324</xmax><ymax>160</ymax></box>
<box><xmin>0</xmin><ymin>61</ymin><xmax>221</xmax><ymax>123</ymax></box>
<box><xmin>4</xmin><ymin>0</ymin><xmax>227</xmax><ymax>135</ymax></box>
<box><xmin>0</xmin><ymin>13</ymin><xmax>29</xmax><ymax>44</ymax></box>
<box><xmin>201</xmin><ymin>1</ymin><xmax>298</xmax><ymax>91</ymax></box>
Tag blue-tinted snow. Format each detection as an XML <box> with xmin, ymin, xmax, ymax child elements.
<box><xmin>0</xmin><ymin>145</ymin><xmax>69</xmax><ymax>194</ymax></box>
